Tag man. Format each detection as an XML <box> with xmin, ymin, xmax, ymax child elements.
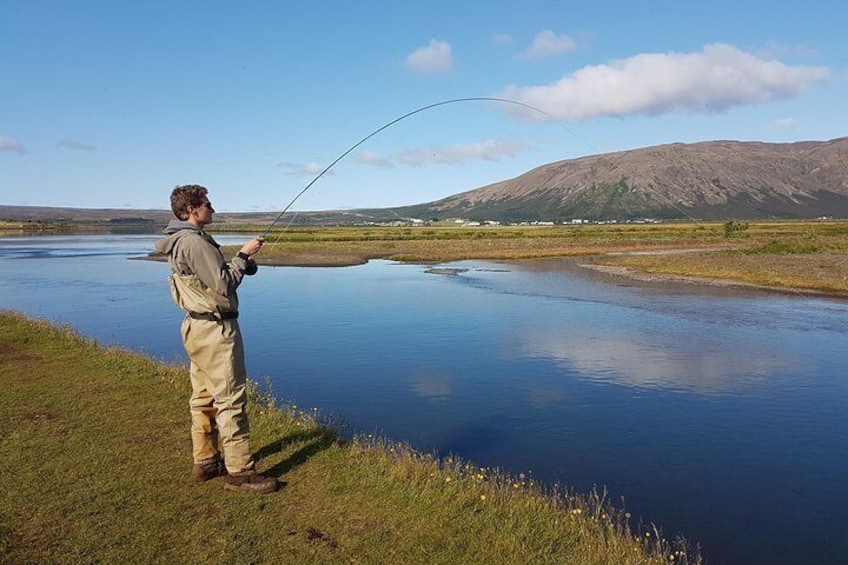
<box><xmin>154</xmin><ymin>184</ymin><xmax>278</xmax><ymax>494</ymax></box>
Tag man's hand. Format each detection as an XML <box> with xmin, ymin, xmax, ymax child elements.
<box><xmin>239</xmin><ymin>236</ymin><xmax>264</xmax><ymax>257</ymax></box>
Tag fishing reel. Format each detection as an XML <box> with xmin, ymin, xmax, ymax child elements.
<box><xmin>244</xmin><ymin>258</ymin><xmax>258</xmax><ymax>276</ymax></box>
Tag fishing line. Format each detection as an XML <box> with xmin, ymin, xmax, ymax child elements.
<box><xmin>260</xmin><ymin>97</ymin><xmax>582</xmax><ymax>243</ymax></box>
<box><xmin>258</xmin><ymin>96</ymin><xmax>825</xmax><ymax>300</ymax></box>
<box><xmin>260</xmin><ymin>96</ymin><xmax>707</xmax><ymax>242</ymax></box>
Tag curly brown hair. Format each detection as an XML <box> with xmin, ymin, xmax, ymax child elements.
<box><xmin>170</xmin><ymin>185</ymin><xmax>209</xmax><ymax>220</ymax></box>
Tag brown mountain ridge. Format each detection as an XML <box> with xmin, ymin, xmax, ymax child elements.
<box><xmin>395</xmin><ymin>136</ymin><xmax>848</xmax><ymax>222</ymax></box>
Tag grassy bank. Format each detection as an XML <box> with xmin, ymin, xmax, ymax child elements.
<box><xmin>250</xmin><ymin>223</ymin><xmax>737</xmax><ymax>266</ymax></box>
<box><xmin>594</xmin><ymin>221</ymin><xmax>848</xmax><ymax>295</ymax></box>
<box><xmin>236</xmin><ymin>221</ymin><xmax>847</xmax><ymax>296</ymax></box>
<box><xmin>1</xmin><ymin>312</ymin><xmax>700</xmax><ymax>564</ymax></box>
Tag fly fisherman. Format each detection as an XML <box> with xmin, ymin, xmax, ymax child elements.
<box><xmin>154</xmin><ymin>184</ymin><xmax>278</xmax><ymax>494</ymax></box>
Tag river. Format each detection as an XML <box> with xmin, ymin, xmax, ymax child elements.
<box><xmin>1</xmin><ymin>234</ymin><xmax>846</xmax><ymax>564</ymax></box>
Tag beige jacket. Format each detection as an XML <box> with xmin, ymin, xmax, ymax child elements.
<box><xmin>154</xmin><ymin>220</ymin><xmax>249</xmax><ymax>315</ymax></box>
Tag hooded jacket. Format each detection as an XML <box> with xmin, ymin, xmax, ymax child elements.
<box><xmin>154</xmin><ymin>220</ymin><xmax>249</xmax><ymax>315</ymax></box>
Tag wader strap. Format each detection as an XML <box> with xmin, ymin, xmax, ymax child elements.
<box><xmin>188</xmin><ymin>311</ymin><xmax>239</xmax><ymax>322</ymax></box>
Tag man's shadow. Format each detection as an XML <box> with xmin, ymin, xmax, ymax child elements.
<box><xmin>253</xmin><ymin>427</ymin><xmax>336</xmax><ymax>479</ymax></box>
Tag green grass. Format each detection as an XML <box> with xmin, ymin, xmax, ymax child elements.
<box><xmin>590</xmin><ymin>221</ymin><xmax>848</xmax><ymax>294</ymax></box>
<box><xmin>1</xmin><ymin>312</ymin><xmax>701</xmax><ymax>564</ymax></box>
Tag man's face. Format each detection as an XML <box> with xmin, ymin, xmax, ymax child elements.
<box><xmin>188</xmin><ymin>198</ymin><xmax>215</xmax><ymax>225</ymax></box>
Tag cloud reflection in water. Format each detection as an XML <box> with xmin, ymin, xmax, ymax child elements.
<box><xmin>520</xmin><ymin>330</ymin><xmax>791</xmax><ymax>395</ymax></box>
<box><xmin>410</xmin><ymin>371</ymin><xmax>453</xmax><ymax>400</ymax></box>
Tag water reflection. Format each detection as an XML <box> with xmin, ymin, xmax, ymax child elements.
<box><xmin>520</xmin><ymin>330</ymin><xmax>789</xmax><ymax>394</ymax></box>
<box><xmin>524</xmin><ymin>387</ymin><xmax>569</xmax><ymax>408</ymax></box>
<box><xmin>410</xmin><ymin>371</ymin><xmax>454</xmax><ymax>400</ymax></box>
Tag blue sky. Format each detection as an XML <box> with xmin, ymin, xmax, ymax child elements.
<box><xmin>1</xmin><ymin>1</ymin><xmax>845</xmax><ymax>213</ymax></box>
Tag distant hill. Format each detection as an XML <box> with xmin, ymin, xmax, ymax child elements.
<box><xmin>0</xmin><ymin>205</ymin><xmax>378</xmax><ymax>229</ymax></box>
<box><xmin>394</xmin><ymin>137</ymin><xmax>848</xmax><ymax>222</ymax></box>
<box><xmin>3</xmin><ymin>137</ymin><xmax>847</xmax><ymax>225</ymax></box>
<box><xmin>0</xmin><ymin>206</ymin><xmax>172</xmax><ymax>223</ymax></box>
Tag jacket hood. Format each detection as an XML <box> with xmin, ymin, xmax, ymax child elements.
<box><xmin>154</xmin><ymin>220</ymin><xmax>209</xmax><ymax>255</ymax></box>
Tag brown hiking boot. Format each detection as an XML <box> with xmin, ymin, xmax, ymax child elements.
<box><xmin>191</xmin><ymin>457</ymin><xmax>226</xmax><ymax>482</ymax></box>
<box><xmin>224</xmin><ymin>471</ymin><xmax>279</xmax><ymax>494</ymax></box>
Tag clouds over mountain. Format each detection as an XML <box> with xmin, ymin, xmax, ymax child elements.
<box><xmin>0</xmin><ymin>135</ymin><xmax>25</xmax><ymax>153</ymax></box>
<box><xmin>500</xmin><ymin>43</ymin><xmax>830</xmax><ymax>121</ymax></box>
<box><xmin>277</xmin><ymin>161</ymin><xmax>334</xmax><ymax>177</ymax></box>
<box><xmin>516</xmin><ymin>30</ymin><xmax>577</xmax><ymax>60</ymax></box>
<box><xmin>57</xmin><ymin>138</ymin><xmax>97</xmax><ymax>152</ymax></box>
<box><xmin>287</xmin><ymin>41</ymin><xmax>829</xmax><ymax>184</ymax></box>
<box><xmin>358</xmin><ymin>138</ymin><xmax>530</xmax><ymax>168</ymax></box>
<box><xmin>404</xmin><ymin>39</ymin><xmax>454</xmax><ymax>75</ymax></box>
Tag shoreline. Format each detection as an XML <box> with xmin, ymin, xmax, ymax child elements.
<box><xmin>140</xmin><ymin>249</ymin><xmax>848</xmax><ymax>300</ymax></box>
<box><xmin>575</xmin><ymin>260</ymin><xmax>848</xmax><ymax>301</ymax></box>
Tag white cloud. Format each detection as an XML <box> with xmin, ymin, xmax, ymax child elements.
<box><xmin>404</xmin><ymin>39</ymin><xmax>454</xmax><ymax>75</ymax></box>
<box><xmin>355</xmin><ymin>139</ymin><xmax>530</xmax><ymax>168</ymax></box>
<box><xmin>760</xmin><ymin>41</ymin><xmax>818</xmax><ymax>60</ymax></box>
<box><xmin>773</xmin><ymin>117</ymin><xmax>798</xmax><ymax>129</ymax></box>
<box><xmin>518</xmin><ymin>30</ymin><xmax>577</xmax><ymax>60</ymax></box>
<box><xmin>395</xmin><ymin>138</ymin><xmax>530</xmax><ymax>166</ymax></box>
<box><xmin>356</xmin><ymin>150</ymin><xmax>394</xmax><ymax>168</ymax></box>
<box><xmin>500</xmin><ymin>43</ymin><xmax>830</xmax><ymax>121</ymax></box>
<box><xmin>276</xmin><ymin>161</ymin><xmax>334</xmax><ymax>177</ymax></box>
<box><xmin>0</xmin><ymin>135</ymin><xmax>25</xmax><ymax>153</ymax></box>
<box><xmin>58</xmin><ymin>138</ymin><xmax>97</xmax><ymax>152</ymax></box>
<box><xmin>492</xmin><ymin>33</ymin><xmax>513</xmax><ymax>47</ymax></box>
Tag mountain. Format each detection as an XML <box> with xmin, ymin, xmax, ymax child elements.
<box><xmin>3</xmin><ymin>137</ymin><xmax>847</xmax><ymax>226</ymax></box>
<box><xmin>393</xmin><ymin>137</ymin><xmax>848</xmax><ymax>221</ymax></box>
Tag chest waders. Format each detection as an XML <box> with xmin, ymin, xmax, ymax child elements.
<box><xmin>168</xmin><ymin>258</ymin><xmax>254</xmax><ymax>475</ymax></box>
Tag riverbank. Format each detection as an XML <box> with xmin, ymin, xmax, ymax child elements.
<box><xmin>580</xmin><ymin>251</ymin><xmax>848</xmax><ymax>299</ymax></box>
<box><xmin>214</xmin><ymin>222</ymin><xmax>847</xmax><ymax>297</ymax></box>
<box><xmin>1</xmin><ymin>312</ymin><xmax>699</xmax><ymax>564</ymax></box>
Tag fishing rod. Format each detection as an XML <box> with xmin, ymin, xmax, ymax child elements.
<box><xmin>259</xmin><ymin>95</ymin><xmax>701</xmax><ymax>241</ymax></box>
<box><xmin>259</xmin><ymin>97</ymin><xmax>563</xmax><ymax>240</ymax></box>
<box><xmin>254</xmin><ymin>96</ymin><xmax>817</xmax><ymax>301</ymax></box>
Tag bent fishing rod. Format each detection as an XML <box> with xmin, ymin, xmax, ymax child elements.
<box><xmin>258</xmin><ymin>97</ymin><xmax>560</xmax><ymax>240</ymax></box>
<box><xmin>252</xmin><ymin>95</ymin><xmax>817</xmax><ymax>301</ymax></box>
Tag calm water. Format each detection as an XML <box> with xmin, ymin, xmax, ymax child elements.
<box><xmin>2</xmin><ymin>234</ymin><xmax>846</xmax><ymax>565</ymax></box>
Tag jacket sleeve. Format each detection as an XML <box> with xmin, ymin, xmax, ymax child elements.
<box><xmin>182</xmin><ymin>235</ymin><xmax>248</xmax><ymax>297</ymax></box>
